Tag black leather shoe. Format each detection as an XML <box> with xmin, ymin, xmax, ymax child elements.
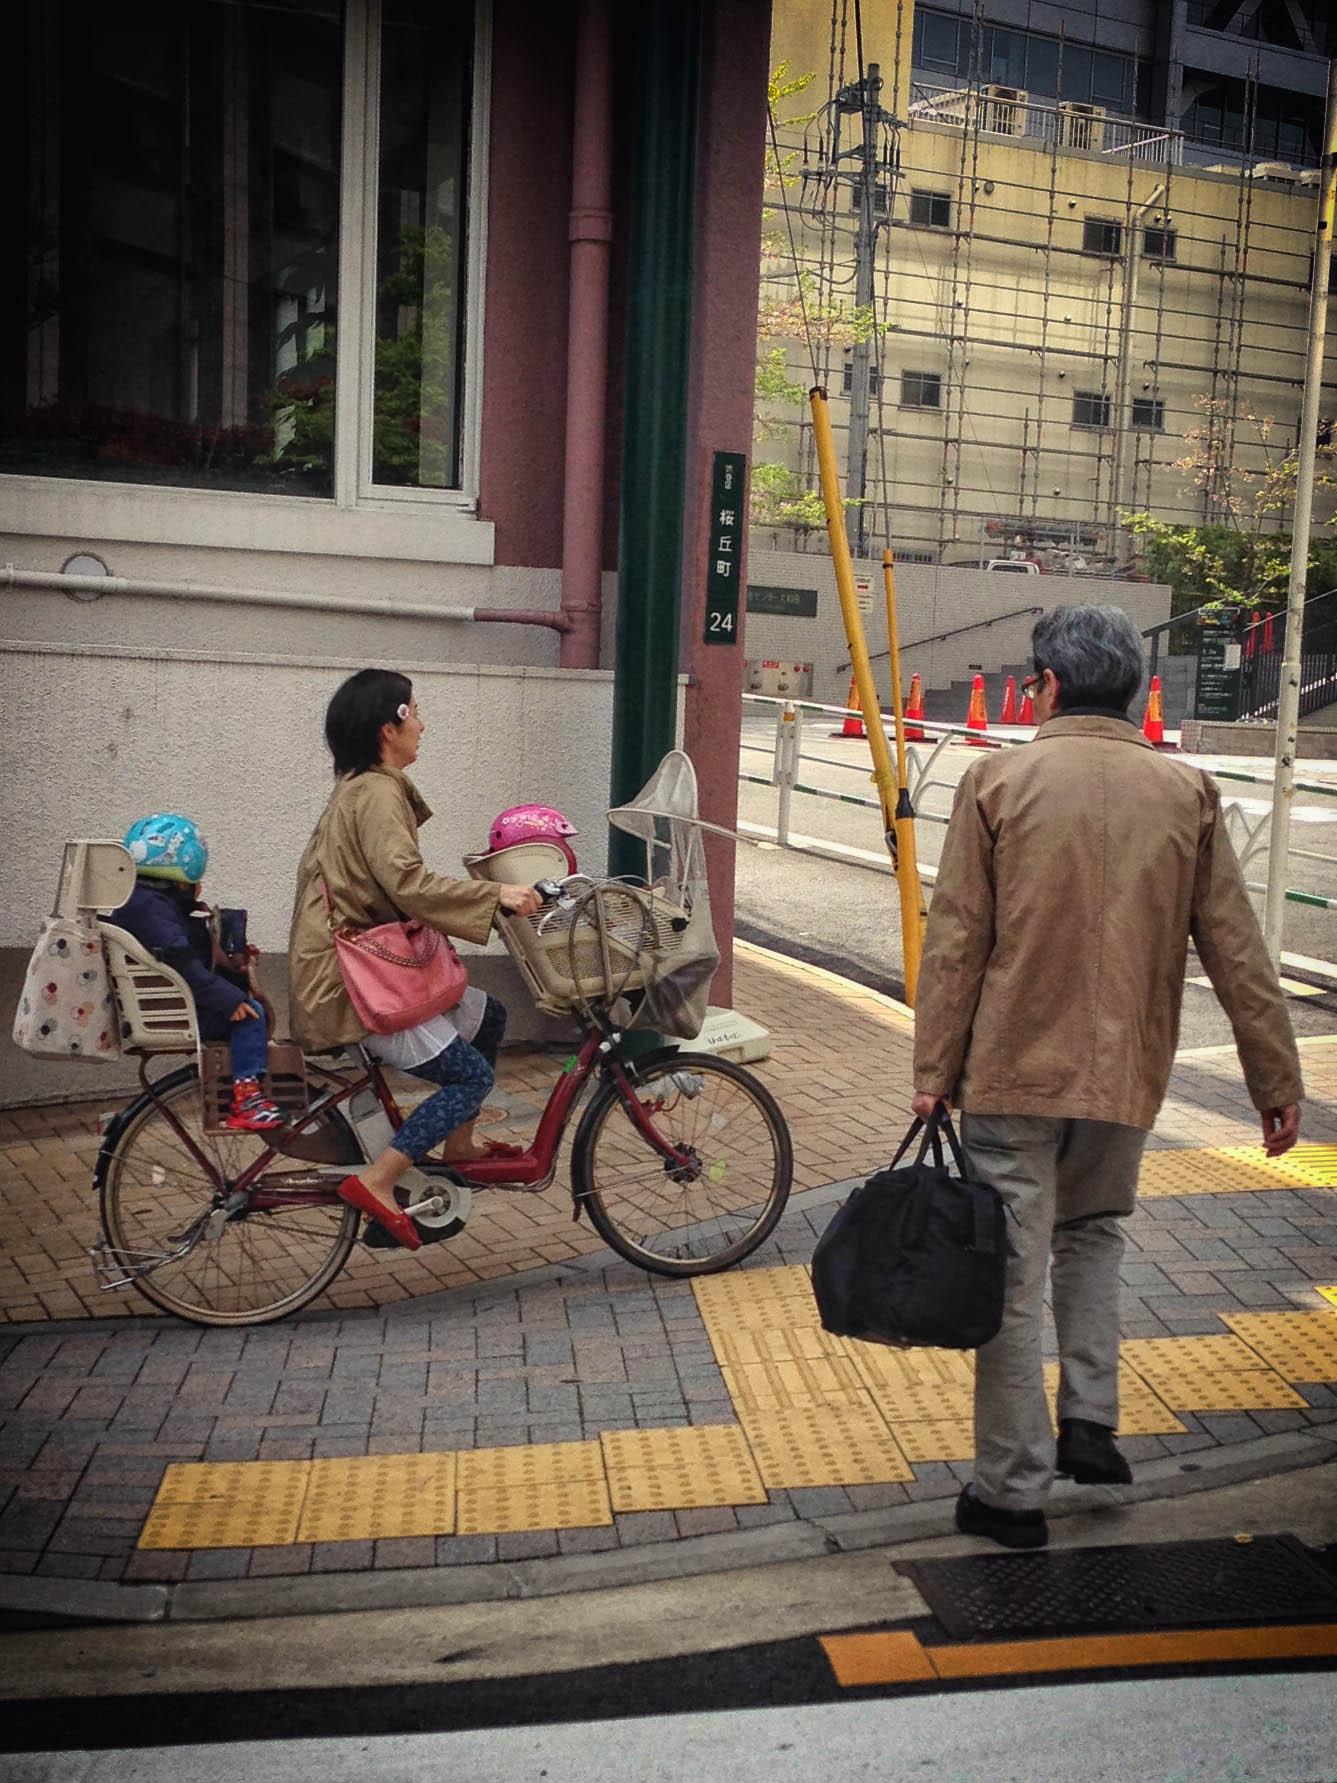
<box><xmin>1056</xmin><ymin>1418</ymin><xmax>1133</xmax><ymax>1485</ymax></box>
<box><xmin>954</xmin><ymin>1483</ymin><xmax>1049</xmax><ymax>1550</ymax></box>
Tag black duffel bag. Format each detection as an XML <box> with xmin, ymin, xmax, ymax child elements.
<box><xmin>811</xmin><ymin>1106</ymin><xmax>1010</xmax><ymax>1350</ymax></box>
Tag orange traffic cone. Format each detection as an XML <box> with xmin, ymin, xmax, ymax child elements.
<box><xmin>840</xmin><ymin>675</ymin><xmax>865</xmax><ymax>738</ymax></box>
<box><xmin>1019</xmin><ymin>686</ymin><xmax>1036</xmax><ymax>725</ymax></box>
<box><xmin>1245</xmin><ymin>610</ymin><xmax>1260</xmax><ymax>657</ymax></box>
<box><xmin>964</xmin><ymin>674</ymin><xmax>989</xmax><ymax>746</ymax></box>
<box><xmin>999</xmin><ymin>675</ymin><xmax>1019</xmax><ymax>724</ymax></box>
<box><xmin>904</xmin><ymin>672</ymin><xmax>925</xmax><ymax>741</ymax></box>
<box><xmin>1262</xmin><ymin>611</ymin><xmax>1275</xmax><ymax>654</ymax></box>
<box><xmin>1142</xmin><ymin>674</ymin><xmax>1165</xmax><ymax>746</ymax></box>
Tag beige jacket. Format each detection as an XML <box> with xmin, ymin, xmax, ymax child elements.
<box><xmin>913</xmin><ymin>714</ymin><xmax>1302</xmax><ymax>1130</ymax></box>
<box><xmin>288</xmin><ymin>765</ymin><xmax>502</xmax><ymax>1052</ymax></box>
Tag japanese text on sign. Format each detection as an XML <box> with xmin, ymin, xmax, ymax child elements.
<box><xmin>704</xmin><ymin>451</ymin><xmax>747</xmax><ymax>646</ymax></box>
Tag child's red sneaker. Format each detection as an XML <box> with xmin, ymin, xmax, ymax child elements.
<box><xmin>226</xmin><ymin>1078</ymin><xmax>285</xmax><ymax>1131</ymax></box>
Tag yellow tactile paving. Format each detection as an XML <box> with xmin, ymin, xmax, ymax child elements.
<box><xmin>1139</xmin><ymin>1145</ymin><xmax>1337</xmax><ymax>1198</ymax></box>
<box><xmin>710</xmin><ymin>1325</ymin><xmax>846</xmax><ymax>1366</ymax></box>
<box><xmin>1121</xmin><ymin>1336</ymin><xmax>1307</xmax><ymax>1410</ymax></box>
<box><xmin>1318</xmin><ymin>1286</ymin><xmax>1337</xmax><ymax>1310</ymax></box>
<box><xmin>1042</xmin><ymin>1361</ymin><xmax>1187</xmax><ymax>1436</ymax></box>
<box><xmin>691</xmin><ymin>1263</ymin><xmax>819</xmax><ymax>1334</ymax></box>
<box><xmin>890</xmin><ymin>1416</ymin><xmax>976</xmax><ymax>1461</ymax></box>
<box><xmin>455</xmin><ymin>1477</ymin><xmax>613</xmax><ymax>1535</ymax></box>
<box><xmin>737</xmin><ymin>1399</ymin><xmax>913</xmax><ymax>1487</ymax></box>
<box><xmin>139</xmin><ymin>1460</ymin><xmax>310</xmax><ymax>1550</ymax></box>
<box><xmin>721</xmin><ymin>1353</ymin><xmax>870</xmax><ymax>1411</ymax></box>
<box><xmin>1222</xmin><ymin>1311</ymin><xmax>1337</xmax><ymax>1381</ymax></box>
<box><xmin>849</xmin><ymin>1345</ymin><xmax>977</xmax><ymax>1422</ymax></box>
<box><xmin>455</xmin><ymin>1441</ymin><xmax>606</xmax><ymax>1490</ymax></box>
<box><xmin>295</xmin><ymin>1452</ymin><xmax>456</xmax><ymax>1543</ymax></box>
<box><xmin>600</xmin><ymin>1425</ymin><xmax>767</xmax><ymax>1510</ymax></box>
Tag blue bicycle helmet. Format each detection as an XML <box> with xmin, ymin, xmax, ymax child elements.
<box><xmin>124</xmin><ymin>814</ymin><xmax>209</xmax><ymax>886</ymax></box>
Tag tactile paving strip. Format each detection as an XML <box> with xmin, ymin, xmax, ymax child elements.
<box><xmin>295</xmin><ymin>1452</ymin><xmax>456</xmax><ymax>1543</ymax></box>
<box><xmin>1043</xmin><ymin>1361</ymin><xmax>1187</xmax><ymax>1436</ymax></box>
<box><xmin>1139</xmin><ymin>1145</ymin><xmax>1337</xmax><ymax>1199</ymax></box>
<box><xmin>889</xmin><ymin>1416</ymin><xmax>975</xmax><ymax>1462</ymax></box>
<box><xmin>455</xmin><ymin>1477</ymin><xmax>612</xmax><ymax>1535</ymax></box>
<box><xmin>721</xmin><ymin>1353</ymin><xmax>870</xmax><ymax>1411</ymax></box>
<box><xmin>456</xmin><ymin>1440</ymin><xmax>606</xmax><ymax>1490</ymax></box>
<box><xmin>1121</xmin><ymin>1336</ymin><xmax>1306</xmax><ymax>1410</ymax></box>
<box><xmin>1222</xmin><ymin>1311</ymin><xmax>1337</xmax><ymax>1382</ymax></box>
<box><xmin>849</xmin><ymin>1345</ymin><xmax>976</xmax><ymax>1422</ymax></box>
<box><xmin>600</xmin><ymin>1424</ymin><xmax>767</xmax><ymax>1510</ymax></box>
<box><xmin>737</xmin><ymin>1399</ymin><xmax>913</xmax><ymax>1487</ymax></box>
<box><xmin>139</xmin><ymin>1460</ymin><xmax>310</xmax><ymax>1550</ymax></box>
<box><xmin>691</xmin><ymin>1264</ymin><xmax>819</xmax><ymax>1334</ymax></box>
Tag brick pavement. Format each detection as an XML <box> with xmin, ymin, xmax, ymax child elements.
<box><xmin>0</xmin><ymin>945</ymin><xmax>1334</xmax><ymax>1589</ymax></box>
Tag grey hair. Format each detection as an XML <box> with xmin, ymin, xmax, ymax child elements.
<box><xmin>1031</xmin><ymin>604</ymin><xmax>1145</xmax><ymax>712</ymax></box>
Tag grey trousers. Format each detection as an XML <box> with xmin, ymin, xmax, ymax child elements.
<box><xmin>960</xmin><ymin>1113</ymin><xmax>1148</xmax><ymax>1511</ymax></box>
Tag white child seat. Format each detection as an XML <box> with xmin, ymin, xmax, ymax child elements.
<box><xmin>55</xmin><ymin>840</ymin><xmax>200</xmax><ymax>1054</ymax></box>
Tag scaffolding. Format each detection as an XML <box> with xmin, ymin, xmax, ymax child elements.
<box><xmin>757</xmin><ymin>2</ymin><xmax>1337</xmax><ymax>574</ymax></box>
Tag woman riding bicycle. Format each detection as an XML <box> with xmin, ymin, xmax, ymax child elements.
<box><xmin>288</xmin><ymin>668</ymin><xmax>542</xmax><ymax>1250</ymax></box>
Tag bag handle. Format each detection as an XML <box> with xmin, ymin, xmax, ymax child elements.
<box><xmin>890</xmin><ymin>1102</ymin><xmax>968</xmax><ymax>1177</ymax></box>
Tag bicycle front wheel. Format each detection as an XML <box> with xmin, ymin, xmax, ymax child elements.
<box><xmin>97</xmin><ymin>1067</ymin><xmax>362</xmax><ymax>1326</ymax></box>
<box><xmin>571</xmin><ymin>1050</ymin><xmax>792</xmax><ymax>1276</ymax></box>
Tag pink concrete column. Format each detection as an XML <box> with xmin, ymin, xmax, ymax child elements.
<box><xmin>558</xmin><ymin>0</ymin><xmax>615</xmax><ymax>669</ymax></box>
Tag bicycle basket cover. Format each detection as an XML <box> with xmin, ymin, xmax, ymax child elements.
<box><xmin>606</xmin><ymin>750</ymin><xmax>720</xmax><ymax>1039</ymax></box>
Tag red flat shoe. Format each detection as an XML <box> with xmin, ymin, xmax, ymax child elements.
<box><xmin>337</xmin><ymin>1175</ymin><xmax>421</xmax><ymax>1251</ymax></box>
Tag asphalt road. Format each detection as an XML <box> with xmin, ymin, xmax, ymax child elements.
<box><xmin>734</xmin><ymin>715</ymin><xmax>1337</xmax><ymax>1051</ymax></box>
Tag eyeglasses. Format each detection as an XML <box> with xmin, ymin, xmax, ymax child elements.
<box><xmin>1022</xmin><ymin>669</ymin><xmax>1046</xmax><ymax>697</ymax></box>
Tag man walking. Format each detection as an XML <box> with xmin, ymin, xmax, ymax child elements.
<box><xmin>912</xmin><ymin>604</ymin><xmax>1302</xmax><ymax>1549</ymax></box>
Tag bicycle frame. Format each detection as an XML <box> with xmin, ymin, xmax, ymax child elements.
<box><xmin>112</xmin><ymin>1022</ymin><xmax>693</xmax><ymax>1214</ymax></box>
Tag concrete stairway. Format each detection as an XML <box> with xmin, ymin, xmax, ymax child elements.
<box><xmin>920</xmin><ymin>662</ymin><xmax>1031</xmax><ymax>724</ymax></box>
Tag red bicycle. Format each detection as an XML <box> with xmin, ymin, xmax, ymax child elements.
<box><xmin>91</xmin><ymin>877</ymin><xmax>793</xmax><ymax>1326</ymax></box>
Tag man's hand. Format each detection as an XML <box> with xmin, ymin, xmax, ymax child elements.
<box><xmin>1261</xmin><ymin>1103</ymin><xmax>1301</xmax><ymax>1157</ymax></box>
<box><xmin>230</xmin><ymin>1001</ymin><xmax>261</xmax><ymax>1023</ymax></box>
<box><xmin>497</xmin><ymin>883</ymin><xmax>544</xmax><ymax>918</ymax></box>
<box><xmin>912</xmin><ymin>1091</ymin><xmax>950</xmax><ymax>1121</ymax></box>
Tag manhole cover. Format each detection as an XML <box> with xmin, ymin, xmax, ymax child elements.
<box><xmin>896</xmin><ymin>1536</ymin><xmax>1337</xmax><ymax>1640</ymax></box>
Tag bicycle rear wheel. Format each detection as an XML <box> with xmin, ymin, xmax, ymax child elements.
<box><xmin>571</xmin><ymin>1049</ymin><xmax>792</xmax><ymax>1276</ymax></box>
<box><xmin>96</xmin><ymin>1066</ymin><xmax>361</xmax><ymax>1326</ymax></box>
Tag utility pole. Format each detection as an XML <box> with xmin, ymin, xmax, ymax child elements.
<box><xmin>839</xmin><ymin>62</ymin><xmax>885</xmax><ymax>562</ymax></box>
<box><xmin>1262</xmin><ymin>56</ymin><xmax>1337</xmax><ymax>964</ymax></box>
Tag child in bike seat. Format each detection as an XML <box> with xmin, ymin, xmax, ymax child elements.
<box><xmin>113</xmin><ymin>813</ymin><xmax>284</xmax><ymax>1132</ymax></box>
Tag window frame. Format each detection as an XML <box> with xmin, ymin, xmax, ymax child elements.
<box><xmin>1082</xmin><ymin>216</ymin><xmax>1123</xmax><ymax>257</ymax></box>
<box><xmin>908</xmin><ymin>188</ymin><xmax>952</xmax><ymax>229</ymax></box>
<box><xmin>0</xmin><ymin>0</ymin><xmax>495</xmax><ymax>564</ymax></box>
<box><xmin>1142</xmin><ymin>225</ymin><xmax>1177</xmax><ymax>262</ymax></box>
<box><xmin>1072</xmin><ymin>389</ymin><xmax>1113</xmax><ymax>429</ymax></box>
<box><xmin>1130</xmin><ymin>395</ymin><xmax>1165</xmax><ymax>431</ymax></box>
<box><xmin>900</xmin><ymin>370</ymin><xmax>943</xmax><ymax>411</ymax></box>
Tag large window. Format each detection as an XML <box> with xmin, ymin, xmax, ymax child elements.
<box><xmin>911</xmin><ymin>7</ymin><xmax>1146</xmax><ymax>116</ymax></box>
<box><xmin>1</xmin><ymin>0</ymin><xmax>477</xmax><ymax>501</ymax></box>
<box><xmin>901</xmin><ymin>371</ymin><xmax>942</xmax><ymax>410</ymax></box>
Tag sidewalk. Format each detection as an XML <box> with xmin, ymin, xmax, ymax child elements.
<box><xmin>0</xmin><ymin>939</ymin><xmax>1335</xmax><ymax>1618</ymax></box>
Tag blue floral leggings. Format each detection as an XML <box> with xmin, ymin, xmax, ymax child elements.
<box><xmin>394</xmin><ymin>996</ymin><xmax>507</xmax><ymax>1163</ymax></box>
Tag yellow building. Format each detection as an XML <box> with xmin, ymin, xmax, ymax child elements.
<box><xmin>760</xmin><ymin>1</ymin><xmax>1335</xmax><ymax>573</ymax></box>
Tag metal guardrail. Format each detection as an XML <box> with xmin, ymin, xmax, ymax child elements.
<box><xmin>740</xmin><ymin>693</ymin><xmax>1337</xmax><ymax>917</ymax></box>
<box><xmin>837</xmin><ymin>604</ymin><xmax>1043</xmax><ymax>674</ymax></box>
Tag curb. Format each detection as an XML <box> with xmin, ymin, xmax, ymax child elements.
<box><xmin>3</xmin><ymin>1426</ymin><xmax>1333</xmax><ymax>1631</ymax></box>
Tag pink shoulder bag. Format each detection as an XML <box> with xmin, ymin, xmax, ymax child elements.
<box><xmin>322</xmin><ymin>882</ymin><xmax>467</xmax><ymax>1035</ymax></box>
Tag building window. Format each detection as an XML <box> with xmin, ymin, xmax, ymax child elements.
<box><xmin>1083</xmin><ymin>218</ymin><xmax>1123</xmax><ymax>257</ymax></box>
<box><xmin>372</xmin><ymin>1</ymin><xmax>474</xmax><ymax>490</ymax></box>
<box><xmin>909</xmin><ymin>189</ymin><xmax>952</xmax><ymax>229</ymax></box>
<box><xmin>1</xmin><ymin>0</ymin><xmax>477</xmax><ymax>502</ymax></box>
<box><xmin>848</xmin><ymin>175</ymin><xmax>890</xmax><ymax>216</ymax></box>
<box><xmin>901</xmin><ymin>371</ymin><xmax>942</xmax><ymax>410</ymax></box>
<box><xmin>2</xmin><ymin>0</ymin><xmax>343</xmax><ymax>495</ymax></box>
<box><xmin>841</xmin><ymin>352</ymin><xmax>882</xmax><ymax>395</ymax></box>
<box><xmin>1072</xmin><ymin>391</ymin><xmax>1112</xmax><ymax>429</ymax></box>
<box><xmin>1143</xmin><ymin>226</ymin><xmax>1177</xmax><ymax>261</ymax></box>
<box><xmin>1131</xmin><ymin>397</ymin><xmax>1165</xmax><ymax>431</ymax></box>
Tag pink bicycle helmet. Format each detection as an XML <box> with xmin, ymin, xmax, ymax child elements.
<box><xmin>489</xmin><ymin>804</ymin><xmax>579</xmax><ymax>873</ymax></box>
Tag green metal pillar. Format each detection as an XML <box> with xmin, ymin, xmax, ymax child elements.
<box><xmin>609</xmin><ymin>0</ymin><xmax>703</xmax><ymax>878</ymax></box>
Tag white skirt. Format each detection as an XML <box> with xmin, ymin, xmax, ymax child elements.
<box><xmin>362</xmin><ymin>982</ymin><xmax>488</xmax><ymax>1070</ymax></box>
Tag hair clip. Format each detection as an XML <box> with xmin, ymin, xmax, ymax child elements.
<box><xmin>396</xmin><ymin>703</ymin><xmax>410</xmax><ymax>721</ymax></box>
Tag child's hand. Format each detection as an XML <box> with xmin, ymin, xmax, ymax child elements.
<box><xmin>230</xmin><ymin>1001</ymin><xmax>261</xmax><ymax>1023</ymax></box>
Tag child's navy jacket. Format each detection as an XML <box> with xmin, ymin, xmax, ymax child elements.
<box><xmin>112</xmin><ymin>881</ymin><xmax>249</xmax><ymax>1040</ymax></box>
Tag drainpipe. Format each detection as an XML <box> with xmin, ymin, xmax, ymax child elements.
<box><xmin>1</xmin><ymin>565</ymin><xmax>571</xmax><ymax>631</ymax></box>
<box><xmin>609</xmin><ymin>0</ymin><xmax>703</xmax><ymax>875</ymax></box>
<box><xmin>559</xmin><ymin>0</ymin><xmax>614</xmax><ymax>669</ymax></box>
<box><xmin>1111</xmin><ymin>182</ymin><xmax>1164</xmax><ymax>566</ymax></box>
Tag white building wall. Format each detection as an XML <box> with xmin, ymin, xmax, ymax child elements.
<box><xmin>742</xmin><ymin>547</ymin><xmax>1172</xmax><ymax>708</ymax></box>
<box><xmin>1</xmin><ymin>643</ymin><xmax>615</xmax><ymax>952</ymax></box>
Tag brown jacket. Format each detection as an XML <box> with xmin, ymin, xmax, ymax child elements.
<box><xmin>913</xmin><ymin>714</ymin><xmax>1302</xmax><ymax>1130</ymax></box>
<box><xmin>288</xmin><ymin>765</ymin><xmax>502</xmax><ymax>1051</ymax></box>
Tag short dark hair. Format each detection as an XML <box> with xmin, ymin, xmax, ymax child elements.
<box><xmin>1031</xmin><ymin>604</ymin><xmax>1144</xmax><ymax>713</ymax></box>
<box><xmin>324</xmin><ymin>669</ymin><xmax>413</xmax><ymax>777</ymax></box>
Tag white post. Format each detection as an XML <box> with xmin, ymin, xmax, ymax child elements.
<box><xmin>1262</xmin><ymin>59</ymin><xmax>1337</xmax><ymax>965</ymax></box>
<box><xmin>775</xmin><ymin>701</ymin><xmax>798</xmax><ymax>847</ymax></box>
